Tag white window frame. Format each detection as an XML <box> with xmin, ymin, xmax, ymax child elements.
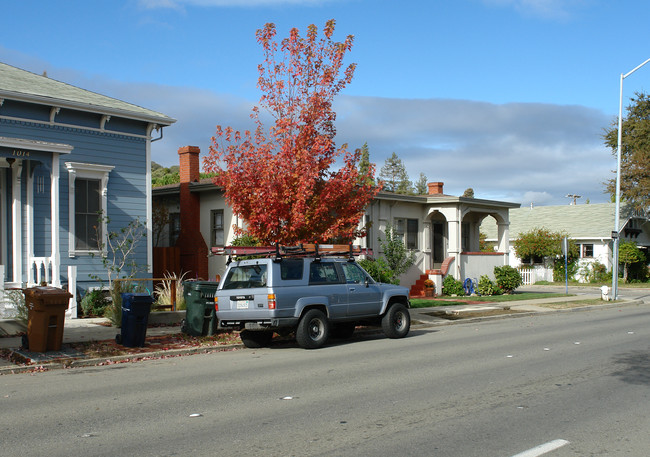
<box><xmin>211</xmin><ymin>209</ymin><xmax>225</xmax><ymax>247</ymax></box>
<box><xmin>394</xmin><ymin>217</ymin><xmax>419</xmax><ymax>250</ymax></box>
<box><xmin>66</xmin><ymin>162</ymin><xmax>114</xmax><ymax>257</ymax></box>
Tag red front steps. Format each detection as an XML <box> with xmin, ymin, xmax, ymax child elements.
<box><xmin>408</xmin><ymin>257</ymin><xmax>454</xmax><ymax>297</ymax></box>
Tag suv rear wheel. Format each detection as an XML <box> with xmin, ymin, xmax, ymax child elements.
<box><xmin>240</xmin><ymin>330</ymin><xmax>273</xmax><ymax>348</ymax></box>
<box><xmin>296</xmin><ymin>309</ymin><xmax>329</xmax><ymax>349</ymax></box>
<box><xmin>381</xmin><ymin>303</ymin><xmax>410</xmax><ymax>339</ymax></box>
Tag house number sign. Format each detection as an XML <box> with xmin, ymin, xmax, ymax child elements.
<box><xmin>12</xmin><ymin>149</ymin><xmax>30</xmax><ymax>157</ymax></box>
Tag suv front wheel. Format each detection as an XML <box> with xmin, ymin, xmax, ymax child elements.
<box><xmin>296</xmin><ymin>309</ymin><xmax>329</xmax><ymax>349</ymax></box>
<box><xmin>382</xmin><ymin>303</ymin><xmax>410</xmax><ymax>339</ymax></box>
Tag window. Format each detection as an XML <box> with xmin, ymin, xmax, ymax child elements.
<box><xmin>309</xmin><ymin>262</ymin><xmax>342</xmax><ymax>284</ymax></box>
<box><xmin>222</xmin><ymin>264</ymin><xmax>268</xmax><ymax>289</ymax></box>
<box><xmin>395</xmin><ymin>218</ymin><xmax>418</xmax><ymax>250</ymax></box>
<box><xmin>280</xmin><ymin>259</ymin><xmax>304</xmax><ymax>280</ymax></box>
<box><xmin>66</xmin><ymin>162</ymin><xmax>114</xmax><ymax>255</ymax></box>
<box><xmin>581</xmin><ymin>244</ymin><xmax>594</xmax><ymax>258</ymax></box>
<box><xmin>211</xmin><ymin>209</ymin><xmax>224</xmax><ymax>247</ymax></box>
<box><xmin>169</xmin><ymin>212</ymin><xmax>180</xmax><ymax>246</ymax></box>
<box><xmin>74</xmin><ymin>178</ymin><xmax>101</xmax><ymax>250</ymax></box>
<box><xmin>341</xmin><ymin>262</ymin><xmax>371</xmax><ymax>284</ymax></box>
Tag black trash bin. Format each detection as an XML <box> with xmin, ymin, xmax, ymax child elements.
<box><xmin>116</xmin><ymin>293</ymin><xmax>154</xmax><ymax>347</ymax></box>
<box><xmin>182</xmin><ymin>281</ymin><xmax>219</xmax><ymax>336</ymax></box>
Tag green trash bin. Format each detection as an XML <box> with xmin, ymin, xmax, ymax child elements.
<box><xmin>182</xmin><ymin>281</ymin><xmax>219</xmax><ymax>336</ymax></box>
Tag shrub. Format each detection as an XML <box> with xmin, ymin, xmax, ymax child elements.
<box><xmin>442</xmin><ymin>275</ymin><xmax>465</xmax><ymax>296</ymax></box>
<box><xmin>154</xmin><ymin>272</ymin><xmax>188</xmax><ymax>311</ymax></box>
<box><xmin>494</xmin><ymin>265</ymin><xmax>522</xmax><ymax>294</ymax></box>
<box><xmin>80</xmin><ymin>289</ymin><xmax>110</xmax><ymax>317</ymax></box>
<box><xmin>553</xmin><ymin>257</ymin><xmax>578</xmax><ymax>282</ymax></box>
<box><xmin>3</xmin><ymin>290</ymin><xmax>28</xmax><ymax>324</ymax></box>
<box><xmin>583</xmin><ymin>261</ymin><xmax>609</xmax><ymax>283</ymax></box>
<box><xmin>381</xmin><ymin>226</ymin><xmax>416</xmax><ymax>278</ymax></box>
<box><xmin>477</xmin><ymin>275</ymin><xmax>498</xmax><ymax>296</ymax></box>
<box><xmin>358</xmin><ymin>258</ymin><xmax>397</xmax><ymax>284</ymax></box>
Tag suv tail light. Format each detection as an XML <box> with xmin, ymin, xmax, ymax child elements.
<box><xmin>214</xmin><ymin>296</ymin><xmax>219</xmax><ymax>312</ymax></box>
<box><xmin>268</xmin><ymin>294</ymin><xmax>276</xmax><ymax>309</ymax></box>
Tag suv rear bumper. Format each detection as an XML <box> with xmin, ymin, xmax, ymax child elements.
<box><xmin>218</xmin><ymin>317</ymin><xmax>300</xmax><ymax>330</ymax></box>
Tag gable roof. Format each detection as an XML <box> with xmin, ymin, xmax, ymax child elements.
<box><xmin>0</xmin><ymin>62</ymin><xmax>175</xmax><ymax>125</ymax></box>
<box><xmin>482</xmin><ymin>203</ymin><xmax>644</xmax><ymax>240</ymax></box>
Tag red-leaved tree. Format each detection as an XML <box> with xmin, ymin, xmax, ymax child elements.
<box><xmin>203</xmin><ymin>19</ymin><xmax>379</xmax><ymax>245</ymax></box>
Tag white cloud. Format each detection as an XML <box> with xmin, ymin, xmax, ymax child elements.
<box><xmin>142</xmin><ymin>90</ymin><xmax>613</xmax><ymax>206</ymax></box>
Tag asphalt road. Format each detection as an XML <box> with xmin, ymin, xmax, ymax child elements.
<box><xmin>2</xmin><ymin>303</ymin><xmax>649</xmax><ymax>457</ymax></box>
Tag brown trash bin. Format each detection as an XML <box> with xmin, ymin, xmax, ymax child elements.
<box><xmin>23</xmin><ymin>287</ymin><xmax>73</xmax><ymax>352</ymax></box>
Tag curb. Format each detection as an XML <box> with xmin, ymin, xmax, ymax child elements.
<box><xmin>0</xmin><ymin>342</ymin><xmax>245</xmax><ymax>375</ymax></box>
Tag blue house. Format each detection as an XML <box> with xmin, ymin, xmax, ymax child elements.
<box><xmin>0</xmin><ymin>62</ymin><xmax>175</xmax><ymax>317</ymax></box>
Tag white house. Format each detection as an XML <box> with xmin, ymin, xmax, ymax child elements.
<box><xmin>481</xmin><ymin>203</ymin><xmax>650</xmax><ymax>283</ymax></box>
<box><xmin>153</xmin><ymin>147</ymin><xmax>520</xmax><ymax>296</ymax></box>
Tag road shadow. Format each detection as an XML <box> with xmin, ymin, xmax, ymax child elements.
<box><xmin>266</xmin><ymin>327</ymin><xmax>434</xmax><ymax>350</ymax></box>
<box><xmin>611</xmin><ymin>350</ymin><xmax>650</xmax><ymax>386</ymax></box>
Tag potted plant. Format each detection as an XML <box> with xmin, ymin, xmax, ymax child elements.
<box><xmin>423</xmin><ymin>278</ymin><xmax>435</xmax><ymax>297</ymax></box>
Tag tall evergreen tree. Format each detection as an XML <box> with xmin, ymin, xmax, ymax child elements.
<box><xmin>356</xmin><ymin>142</ymin><xmax>375</xmax><ymax>186</ymax></box>
<box><xmin>604</xmin><ymin>92</ymin><xmax>650</xmax><ymax>210</ymax></box>
<box><xmin>379</xmin><ymin>152</ymin><xmax>412</xmax><ymax>194</ymax></box>
<box><xmin>415</xmin><ymin>172</ymin><xmax>428</xmax><ymax>195</ymax></box>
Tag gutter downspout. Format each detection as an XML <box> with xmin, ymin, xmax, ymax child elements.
<box><xmin>145</xmin><ymin>124</ymin><xmax>158</xmax><ymax>273</ymax></box>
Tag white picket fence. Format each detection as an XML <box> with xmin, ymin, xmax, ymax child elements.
<box><xmin>517</xmin><ymin>266</ymin><xmax>553</xmax><ymax>285</ymax></box>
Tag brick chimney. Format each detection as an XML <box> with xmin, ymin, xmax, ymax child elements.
<box><xmin>175</xmin><ymin>146</ymin><xmax>209</xmax><ymax>279</ymax></box>
<box><xmin>178</xmin><ymin>145</ymin><xmax>201</xmax><ymax>183</ymax></box>
<box><xmin>427</xmin><ymin>182</ymin><xmax>444</xmax><ymax>195</ymax></box>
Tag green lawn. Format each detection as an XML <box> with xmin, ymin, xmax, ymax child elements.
<box><xmin>410</xmin><ymin>292</ymin><xmax>571</xmax><ymax>309</ymax></box>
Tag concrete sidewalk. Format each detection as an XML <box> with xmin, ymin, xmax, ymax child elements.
<box><xmin>0</xmin><ymin>312</ymin><xmax>184</xmax><ymax>350</ymax></box>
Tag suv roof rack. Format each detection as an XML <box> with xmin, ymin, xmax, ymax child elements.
<box><xmin>212</xmin><ymin>243</ymin><xmax>373</xmax><ymax>262</ymax></box>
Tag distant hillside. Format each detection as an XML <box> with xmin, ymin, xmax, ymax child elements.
<box><xmin>152</xmin><ymin>161</ymin><xmax>180</xmax><ymax>187</ymax></box>
<box><xmin>151</xmin><ymin>161</ymin><xmax>218</xmax><ymax>188</ymax></box>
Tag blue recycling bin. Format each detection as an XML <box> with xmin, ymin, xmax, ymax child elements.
<box><xmin>116</xmin><ymin>293</ymin><xmax>154</xmax><ymax>347</ymax></box>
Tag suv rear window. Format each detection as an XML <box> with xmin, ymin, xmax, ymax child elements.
<box><xmin>222</xmin><ymin>264</ymin><xmax>268</xmax><ymax>289</ymax></box>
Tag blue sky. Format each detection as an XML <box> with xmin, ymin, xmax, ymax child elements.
<box><xmin>2</xmin><ymin>0</ymin><xmax>649</xmax><ymax>206</ymax></box>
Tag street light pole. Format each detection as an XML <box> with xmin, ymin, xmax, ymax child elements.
<box><xmin>613</xmin><ymin>57</ymin><xmax>650</xmax><ymax>300</ymax></box>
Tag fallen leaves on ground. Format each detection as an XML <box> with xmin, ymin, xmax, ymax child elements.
<box><xmin>67</xmin><ymin>330</ymin><xmax>242</xmax><ymax>358</ymax></box>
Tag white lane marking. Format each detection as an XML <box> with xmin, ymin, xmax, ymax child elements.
<box><xmin>510</xmin><ymin>439</ymin><xmax>570</xmax><ymax>457</ymax></box>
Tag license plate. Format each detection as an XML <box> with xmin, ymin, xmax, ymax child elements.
<box><xmin>236</xmin><ymin>300</ymin><xmax>249</xmax><ymax>309</ymax></box>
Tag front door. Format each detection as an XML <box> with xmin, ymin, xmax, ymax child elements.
<box><xmin>433</xmin><ymin>222</ymin><xmax>445</xmax><ymax>265</ymax></box>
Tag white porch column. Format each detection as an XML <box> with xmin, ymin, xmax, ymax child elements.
<box><xmin>11</xmin><ymin>161</ymin><xmax>23</xmax><ymax>284</ymax></box>
<box><xmin>422</xmin><ymin>220</ymin><xmax>431</xmax><ymax>271</ymax></box>
<box><xmin>497</xmin><ymin>221</ymin><xmax>510</xmax><ymax>265</ymax></box>
<box><xmin>67</xmin><ymin>265</ymin><xmax>77</xmax><ymax>318</ymax></box>
<box><xmin>51</xmin><ymin>153</ymin><xmax>61</xmax><ymax>286</ymax></box>
<box><xmin>447</xmin><ymin>208</ymin><xmax>462</xmax><ymax>278</ymax></box>
<box><xmin>26</xmin><ymin>161</ymin><xmax>34</xmax><ymax>284</ymax></box>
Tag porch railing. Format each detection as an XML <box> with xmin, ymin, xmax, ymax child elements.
<box><xmin>29</xmin><ymin>257</ymin><xmax>52</xmax><ymax>286</ymax></box>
